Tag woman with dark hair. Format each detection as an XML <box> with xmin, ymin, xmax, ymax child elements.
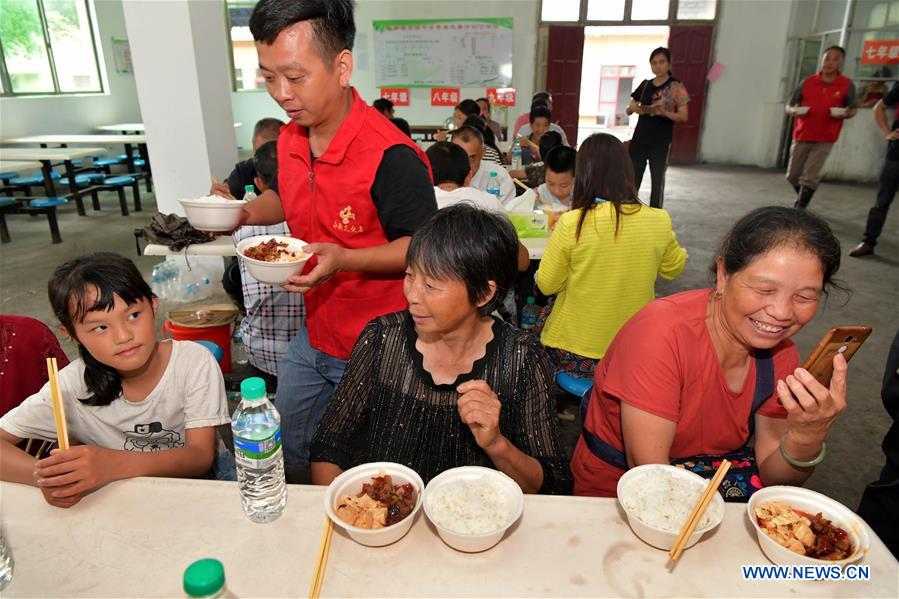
<box><xmin>435</xmin><ymin>99</ymin><xmax>483</xmax><ymax>142</ymax></box>
<box><xmin>536</xmin><ymin>133</ymin><xmax>687</xmax><ymax>377</ymax></box>
<box><xmin>571</xmin><ymin>207</ymin><xmax>849</xmax><ymax>499</ymax></box>
<box><xmin>626</xmin><ymin>47</ymin><xmax>690</xmax><ymax>209</ymax></box>
<box><xmin>310</xmin><ymin>204</ymin><xmax>572</xmax><ymax>494</ymax></box>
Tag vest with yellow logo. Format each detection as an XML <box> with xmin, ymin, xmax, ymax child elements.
<box><xmin>793</xmin><ymin>73</ymin><xmax>852</xmax><ymax>143</ymax></box>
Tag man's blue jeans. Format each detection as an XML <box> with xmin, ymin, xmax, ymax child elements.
<box><xmin>276</xmin><ymin>327</ymin><xmax>347</xmax><ymax>468</ymax></box>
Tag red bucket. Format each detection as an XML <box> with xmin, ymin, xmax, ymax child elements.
<box><xmin>163</xmin><ymin>320</ymin><xmax>233</xmax><ymax>373</ymax></box>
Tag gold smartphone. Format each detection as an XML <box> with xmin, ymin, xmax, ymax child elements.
<box><xmin>802</xmin><ymin>326</ymin><xmax>872</xmax><ymax>386</ymax></box>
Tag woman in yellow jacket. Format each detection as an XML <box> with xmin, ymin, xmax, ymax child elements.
<box><xmin>535</xmin><ymin>133</ymin><xmax>687</xmax><ymax>377</ymax></box>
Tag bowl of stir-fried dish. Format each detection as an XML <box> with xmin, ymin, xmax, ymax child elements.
<box><xmin>324</xmin><ymin>462</ymin><xmax>424</xmax><ymax>547</ymax></box>
<box><xmin>236</xmin><ymin>235</ymin><xmax>310</xmax><ymax>285</ymax></box>
<box><xmin>748</xmin><ymin>486</ymin><xmax>869</xmax><ymax>566</ymax></box>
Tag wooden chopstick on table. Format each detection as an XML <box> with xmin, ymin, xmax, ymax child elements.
<box><xmin>668</xmin><ymin>460</ymin><xmax>730</xmax><ymax>563</ymax></box>
<box><xmin>512</xmin><ymin>177</ymin><xmax>532</xmax><ymax>192</ymax></box>
<box><xmin>46</xmin><ymin>357</ymin><xmax>69</xmax><ymax>450</ymax></box>
<box><xmin>309</xmin><ymin>515</ymin><xmax>333</xmax><ymax>599</ymax></box>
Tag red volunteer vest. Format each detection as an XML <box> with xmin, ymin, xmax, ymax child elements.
<box><xmin>278</xmin><ymin>88</ymin><xmax>431</xmax><ymax>359</ymax></box>
<box><xmin>793</xmin><ymin>73</ymin><xmax>852</xmax><ymax>143</ymax></box>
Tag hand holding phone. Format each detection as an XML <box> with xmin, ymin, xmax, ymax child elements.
<box><xmin>802</xmin><ymin>326</ymin><xmax>872</xmax><ymax>387</ymax></box>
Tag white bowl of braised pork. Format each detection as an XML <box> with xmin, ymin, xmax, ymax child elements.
<box><xmin>236</xmin><ymin>235</ymin><xmax>310</xmax><ymax>285</ymax></box>
<box><xmin>748</xmin><ymin>486</ymin><xmax>869</xmax><ymax>566</ymax></box>
<box><xmin>324</xmin><ymin>462</ymin><xmax>424</xmax><ymax>547</ymax></box>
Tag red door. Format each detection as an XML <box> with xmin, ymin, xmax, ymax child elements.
<box><xmin>546</xmin><ymin>25</ymin><xmax>585</xmax><ymax>146</ymax></box>
<box><xmin>667</xmin><ymin>25</ymin><xmax>714</xmax><ymax>164</ymax></box>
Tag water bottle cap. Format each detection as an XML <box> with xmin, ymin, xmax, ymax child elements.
<box><xmin>244</xmin><ymin>185</ymin><xmax>255</xmax><ymax>192</ymax></box>
<box><xmin>183</xmin><ymin>558</ymin><xmax>225</xmax><ymax>597</ymax></box>
<box><xmin>240</xmin><ymin>376</ymin><xmax>267</xmax><ymax>400</ymax></box>
<box><xmin>489</xmin><ymin>171</ymin><xmax>498</xmax><ymax>177</ymax></box>
<box><xmin>526</xmin><ymin>296</ymin><xmax>536</xmax><ymax>304</ymax></box>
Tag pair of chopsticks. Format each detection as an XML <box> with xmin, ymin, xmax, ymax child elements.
<box><xmin>46</xmin><ymin>357</ymin><xmax>69</xmax><ymax>450</ymax></box>
<box><xmin>308</xmin><ymin>515</ymin><xmax>333</xmax><ymax>599</ymax></box>
<box><xmin>512</xmin><ymin>177</ymin><xmax>532</xmax><ymax>192</ymax></box>
<box><xmin>210</xmin><ymin>176</ymin><xmax>237</xmax><ymax>201</ymax></box>
<box><xmin>668</xmin><ymin>460</ymin><xmax>730</xmax><ymax>563</ymax></box>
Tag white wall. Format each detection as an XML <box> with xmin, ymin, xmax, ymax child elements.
<box><xmin>229</xmin><ymin>0</ymin><xmax>540</xmax><ymax>149</ymax></box>
<box><xmin>0</xmin><ymin>0</ymin><xmax>141</xmax><ymax>138</ymax></box>
<box><xmin>698</xmin><ymin>0</ymin><xmax>796</xmax><ymax>167</ymax></box>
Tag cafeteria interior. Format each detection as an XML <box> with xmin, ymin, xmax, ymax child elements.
<box><xmin>0</xmin><ymin>0</ymin><xmax>898</xmax><ymax>597</ymax></box>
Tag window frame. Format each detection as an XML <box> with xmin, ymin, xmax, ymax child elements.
<box><xmin>225</xmin><ymin>0</ymin><xmax>267</xmax><ymax>93</ymax></box>
<box><xmin>540</xmin><ymin>0</ymin><xmax>718</xmax><ymax>25</ymax></box>
<box><xmin>0</xmin><ymin>0</ymin><xmax>104</xmax><ymax>97</ymax></box>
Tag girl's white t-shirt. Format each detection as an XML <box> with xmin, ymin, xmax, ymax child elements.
<box><xmin>0</xmin><ymin>340</ymin><xmax>230</xmax><ymax>451</ymax></box>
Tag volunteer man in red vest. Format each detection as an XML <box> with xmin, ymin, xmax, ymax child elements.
<box><xmin>242</xmin><ymin>0</ymin><xmax>437</xmax><ymax>477</ymax></box>
<box><xmin>785</xmin><ymin>46</ymin><xmax>857</xmax><ymax>210</ymax></box>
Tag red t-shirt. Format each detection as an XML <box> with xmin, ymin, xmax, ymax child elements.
<box><xmin>571</xmin><ymin>289</ymin><xmax>796</xmax><ymax>497</ymax></box>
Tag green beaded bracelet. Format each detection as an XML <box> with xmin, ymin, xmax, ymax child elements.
<box><xmin>779</xmin><ymin>434</ymin><xmax>826</xmax><ymax>468</ymax></box>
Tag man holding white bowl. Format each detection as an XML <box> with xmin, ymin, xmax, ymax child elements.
<box><xmin>785</xmin><ymin>45</ymin><xmax>857</xmax><ymax>210</ymax></box>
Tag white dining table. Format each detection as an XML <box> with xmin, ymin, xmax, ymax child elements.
<box><xmin>1</xmin><ymin>478</ymin><xmax>895</xmax><ymax>598</ymax></box>
<box><xmin>0</xmin><ymin>160</ymin><xmax>43</xmax><ymax>174</ymax></box>
<box><xmin>0</xmin><ymin>147</ymin><xmax>108</xmax><ymax>212</ymax></box>
<box><xmin>95</xmin><ymin>123</ymin><xmax>242</xmax><ymax>133</ymax></box>
<box><xmin>4</xmin><ymin>134</ymin><xmax>147</xmax><ymax>145</ymax></box>
<box><xmin>143</xmin><ymin>235</ymin><xmax>237</xmax><ymax>257</ymax></box>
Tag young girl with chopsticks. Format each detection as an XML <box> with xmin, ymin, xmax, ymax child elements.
<box><xmin>0</xmin><ymin>253</ymin><xmax>230</xmax><ymax>508</ymax></box>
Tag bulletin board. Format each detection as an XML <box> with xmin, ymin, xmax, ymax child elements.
<box><xmin>373</xmin><ymin>18</ymin><xmax>513</xmax><ymax>88</ymax></box>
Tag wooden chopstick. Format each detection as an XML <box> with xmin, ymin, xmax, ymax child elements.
<box><xmin>309</xmin><ymin>515</ymin><xmax>333</xmax><ymax>599</ymax></box>
<box><xmin>512</xmin><ymin>177</ymin><xmax>532</xmax><ymax>192</ymax></box>
<box><xmin>46</xmin><ymin>357</ymin><xmax>69</xmax><ymax>450</ymax></box>
<box><xmin>668</xmin><ymin>460</ymin><xmax>730</xmax><ymax>563</ymax></box>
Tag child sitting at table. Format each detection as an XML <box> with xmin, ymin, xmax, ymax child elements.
<box><xmin>210</xmin><ymin>117</ymin><xmax>283</xmax><ymax>199</ymax></box>
<box><xmin>536</xmin><ymin>145</ymin><xmax>577</xmax><ymax>211</ymax></box>
<box><xmin>520</xmin><ymin>105</ymin><xmax>552</xmax><ymax>165</ymax></box>
<box><xmin>0</xmin><ymin>253</ymin><xmax>230</xmax><ymax>508</ymax></box>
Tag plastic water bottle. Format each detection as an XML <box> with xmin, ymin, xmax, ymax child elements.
<box><xmin>0</xmin><ymin>528</ymin><xmax>13</xmax><ymax>591</ymax></box>
<box><xmin>486</xmin><ymin>171</ymin><xmax>501</xmax><ymax>199</ymax></box>
<box><xmin>183</xmin><ymin>558</ymin><xmax>236</xmax><ymax>598</ymax></box>
<box><xmin>243</xmin><ymin>184</ymin><xmax>257</xmax><ymax>202</ymax></box>
<box><xmin>232</xmin><ymin>377</ymin><xmax>286</xmax><ymax>523</ymax></box>
<box><xmin>521</xmin><ymin>296</ymin><xmax>540</xmax><ymax>330</ymax></box>
<box><xmin>511</xmin><ymin>138</ymin><xmax>522</xmax><ymax>170</ymax></box>
<box><xmin>232</xmin><ymin>328</ymin><xmax>249</xmax><ymax>367</ymax></box>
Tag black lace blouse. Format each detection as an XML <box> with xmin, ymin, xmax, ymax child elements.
<box><xmin>310</xmin><ymin>311</ymin><xmax>573</xmax><ymax>494</ymax></box>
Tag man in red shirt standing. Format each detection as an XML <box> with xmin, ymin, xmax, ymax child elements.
<box><xmin>785</xmin><ymin>46</ymin><xmax>857</xmax><ymax>210</ymax></box>
<box><xmin>242</xmin><ymin>0</ymin><xmax>436</xmax><ymax>477</ymax></box>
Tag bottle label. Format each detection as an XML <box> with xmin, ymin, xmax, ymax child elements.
<box><xmin>233</xmin><ymin>429</ymin><xmax>282</xmax><ymax>469</ymax></box>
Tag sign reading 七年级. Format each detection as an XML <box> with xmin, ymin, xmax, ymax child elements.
<box><xmin>861</xmin><ymin>40</ymin><xmax>899</xmax><ymax>65</ymax></box>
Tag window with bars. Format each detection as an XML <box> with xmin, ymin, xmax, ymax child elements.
<box><xmin>541</xmin><ymin>0</ymin><xmax>716</xmax><ymax>23</ymax></box>
<box><xmin>0</xmin><ymin>0</ymin><xmax>103</xmax><ymax>96</ymax></box>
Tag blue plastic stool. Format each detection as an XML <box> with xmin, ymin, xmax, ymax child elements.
<box><xmin>556</xmin><ymin>371</ymin><xmax>593</xmax><ymax>399</ymax></box>
<box><xmin>98</xmin><ymin>175</ymin><xmax>141</xmax><ymax>215</ymax></box>
<box><xmin>9</xmin><ymin>172</ymin><xmax>61</xmax><ymax>186</ymax></box>
<box><xmin>0</xmin><ymin>171</ymin><xmax>20</xmax><ymax>184</ymax></box>
<box><xmin>59</xmin><ymin>172</ymin><xmax>105</xmax><ymax>186</ymax></box>
<box><xmin>195</xmin><ymin>340</ymin><xmax>225</xmax><ymax>363</ymax></box>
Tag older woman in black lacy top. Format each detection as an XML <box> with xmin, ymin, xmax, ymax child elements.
<box><xmin>310</xmin><ymin>204</ymin><xmax>572</xmax><ymax>494</ymax></box>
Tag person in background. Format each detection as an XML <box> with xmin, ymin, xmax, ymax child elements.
<box><xmin>462</xmin><ymin>114</ymin><xmax>503</xmax><ymax>164</ymax></box>
<box><xmin>536</xmin><ymin>134</ymin><xmax>686</xmax><ymax>378</ymax></box>
<box><xmin>310</xmin><ymin>204</ymin><xmax>573</xmax><ymax>494</ymax></box>
<box><xmin>508</xmin><ymin>131</ymin><xmax>563</xmax><ymax>188</ymax></box>
<box><xmin>372</xmin><ymin>97</ymin><xmax>395</xmax><ymax>119</ymax></box>
<box><xmin>0</xmin><ymin>253</ymin><xmax>230</xmax><ymax>507</ymax></box>
<box><xmin>0</xmin><ymin>315</ymin><xmax>70</xmax><ymax>418</ymax></box>
<box><xmin>520</xmin><ymin>105</ymin><xmax>552</xmax><ymax>165</ymax></box>
<box><xmin>850</xmin><ymin>82</ymin><xmax>898</xmax><ymax>257</ymax></box>
<box><xmin>536</xmin><ymin>144</ymin><xmax>577</xmax><ymax>210</ymax></box>
<box><xmin>571</xmin><ymin>207</ymin><xmax>848</xmax><ymax>498</ymax></box>
<box><xmin>626</xmin><ymin>47</ymin><xmax>689</xmax><ymax>210</ymax></box>
<box><xmin>242</xmin><ymin>0</ymin><xmax>437</xmax><ymax>475</ymax></box>
<box><xmin>426</xmin><ymin>142</ymin><xmax>530</xmax><ymax>271</ymax></box>
<box><xmin>477</xmin><ymin>97</ymin><xmax>504</xmax><ymax>142</ymax></box>
<box><xmin>452</xmin><ymin>126</ymin><xmax>515</xmax><ymax>207</ymax></box>
<box><xmin>210</xmin><ymin>117</ymin><xmax>284</xmax><ymax>199</ymax></box>
<box><xmin>230</xmin><ymin>141</ymin><xmax>304</xmax><ymax>388</ymax></box>
<box><xmin>785</xmin><ymin>45</ymin><xmax>857</xmax><ymax>210</ymax></box>
<box><xmin>435</xmin><ymin>98</ymin><xmax>481</xmax><ymax>142</ymax></box>
<box><xmin>857</xmin><ymin>328</ymin><xmax>899</xmax><ymax>558</ymax></box>
<box><xmin>516</xmin><ymin>94</ymin><xmax>571</xmax><ymax>147</ymax></box>
<box><xmin>389</xmin><ymin>117</ymin><xmax>412</xmax><ymax>138</ymax></box>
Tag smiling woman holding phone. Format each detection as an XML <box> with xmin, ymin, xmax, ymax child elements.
<box><xmin>572</xmin><ymin>206</ymin><xmax>851</xmax><ymax>500</ymax></box>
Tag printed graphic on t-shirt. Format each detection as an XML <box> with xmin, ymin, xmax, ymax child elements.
<box><xmin>123</xmin><ymin>422</ymin><xmax>183</xmax><ymax>451</ymax></box>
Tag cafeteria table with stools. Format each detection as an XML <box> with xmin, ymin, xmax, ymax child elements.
<box><xmin>0</xmin><ymin>147</ymin><xmax>107</xmax><ymax>214</ymax></box>
<box><xmin>2</xmin><ymin>477</ymin><xmax>896</xmax><ymax>597</ymax></box>
<box><xmin>95</xmin><ymin>122</ymin><xmax>242</xmax><ymax>133</ymax></box>
<box><xmin>4</xmin><ymin>134</ymin><xmax>149</xmax><ymax>178</ymax></box>
<box><xmin>0</xmin><ymin>160</ymin><xmax>43</xmax><ymax>180</ymax></box>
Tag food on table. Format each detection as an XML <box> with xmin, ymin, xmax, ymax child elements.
<box><xmin>620</xmin><ymin>473</ymin><xmax>714</xmax><ymax>533</ymax></box>
<box><xmin>427</xmin><ymin>476</ymin><xmax>513</xmax><ymax>535</ymax></box>
<box><xmin>335</xmin><ymin>475</ymin><xmax>417</xmax><ymax>529</ymax></box>
<box><xmin>755</xmin><ymin>501</ymin><xmax>853</xmax><ymax>560</ymax></box>
<box><xmin>186</xmin><ymin>194</ymin><xmax>242</xmax><ymax>203</ymax></box>
<box><xmin>242</xmin><ymin>239</ymin><xmax>306</xmax><ymax>263</ymax></box>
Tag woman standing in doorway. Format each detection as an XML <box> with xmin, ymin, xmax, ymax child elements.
<box><xmin>626</xmin><ymin>47</ymin><xmax>689</xmax><ymax>209</ymax></box>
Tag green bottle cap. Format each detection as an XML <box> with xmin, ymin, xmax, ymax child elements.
<box><xmin>183</xmin><ymin>558</ymin><xmax>225</xmax><ymax>598</ymax></box>
<box><xmin>526</xmin><ymin>296</ymin><xmax>536</xmax><ymax>304</ymax></box>
<box><xmin>244</xmin><ymin>185</ymin><xmax>255</xmax><ymax>192</ymax></box>
<box><xmin>240</xmin><ymin>377</ymin><xmax>267</xmax><ymax>400</ymax></box>
<box><xmin>489</xmin><ymin>171</ymin><xmax>498</xmax><ymax>177</ymax></box>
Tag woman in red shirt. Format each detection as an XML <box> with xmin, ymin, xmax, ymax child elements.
<box><xmin>572</xmin><ymin>206</ymin><xmax>848</xmax><ymax>497</ymax></box>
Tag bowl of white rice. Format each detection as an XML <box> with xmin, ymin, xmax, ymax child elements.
<box><xmin>423</xmin><ymin>466</ymin><xmax>524</xmax><ymax>553</ymax></box>
<box><xmin>179</xmin><ymin>195</ymin><xmax>247</xmax><ymax>232</ymax></box>
<box><xmin>616</xmin><ymin>464</ymin><xmax>724</xmax><ymax>551</ymax></box>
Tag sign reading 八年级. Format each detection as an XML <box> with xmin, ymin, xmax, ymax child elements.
<box><xmin>861</xmin><ymin>40</ymin><xmax>899</xmax><ymax>65</ymax></box>
<box><xmin>380</xmin><ymin>88</ymin><xmax>411</xmax><ymax>106</ymax></box>
<box><xmin>373</xmin><ymin>18</ymin><xmax>513</xmax><ymax>88</ymax></box>
<box><xmin>430</xmin><ymin>88</ymin><xmax>460</xmax><ymax>107</ymax></box>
